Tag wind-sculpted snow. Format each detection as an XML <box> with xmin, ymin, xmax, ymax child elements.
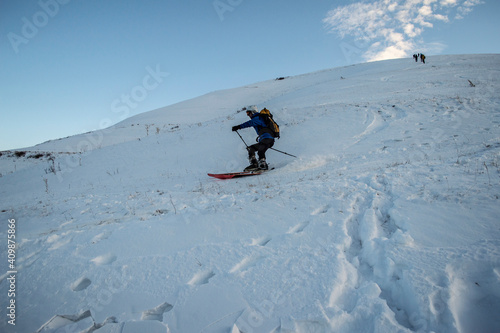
<box><xmin>1</xmin><ymin>55</ymin><xmax>499</xmax><ymax>332</ymax></box>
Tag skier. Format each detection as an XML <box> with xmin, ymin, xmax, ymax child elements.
<box><xmin>420</xmin><ymin>54</ymin><xmax>426</xmax><ymax>64</ymax></box>
<box><xmin>232</xmin><ymin>106</ymin><xmax>275</xmax><ymax>171</ymax></box>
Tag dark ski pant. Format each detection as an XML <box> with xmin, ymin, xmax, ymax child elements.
<box><xmin>247</xmin><ymin>138</ymin><xmax>274</xmax><ymax>160</ymax></box>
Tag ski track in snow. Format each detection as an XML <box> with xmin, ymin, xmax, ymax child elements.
<box><xmin>336</xmin><ymin>174</ymin><xmax>418</xmax><ymax>330</ymax></box>
<box><xmin>1</xmin><ymin>55</ymin><xmax>500</xmax><ymax>333</ymax></box>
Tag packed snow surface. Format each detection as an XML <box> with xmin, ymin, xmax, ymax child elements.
<box><xmin>1</xmin><ymin>54</ymin><xmax>500</xmax><ymax>333</ymax></box>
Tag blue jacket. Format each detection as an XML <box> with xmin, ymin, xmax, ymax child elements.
<box><xmin>239</xmin><ymin>114</ymin><xmax>274</xmax><ymax>142</ymax></box>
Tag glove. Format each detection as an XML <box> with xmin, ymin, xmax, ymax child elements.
<box><xmin>232</xmin><ymin>125</ymin><xmax>240</xmax><ymax>132</ymax></box>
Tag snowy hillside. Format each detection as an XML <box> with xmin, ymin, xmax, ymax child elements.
<box><xmin>1</xmin><ymin>54</ymin><xmax>500</xmax><ymax>333</ymax></box>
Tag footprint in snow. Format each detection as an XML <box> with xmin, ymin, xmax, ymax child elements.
<box><xmin>311</xmin><ymin>204</ymin><xmax>330</xmax><ymax>215</ymax></box>
<box><xmin>71</xmin><ymin>277</ymin><xmax>92</xmax><ymax>291</ymax></box>
<box><xmin>141</xmin><ymin>301</ymin><xmax>173</xmax><ymax>321</ymax></box>
<box><xmin>188</xmin><ymin>270</ymin><xmax>215</xmax><ymax>286</ymax></box>
<box><xmin>47</xmin><ymin>234</ymin><xmax>72</xmax><ymax>251</ymax></box>
<box><xmin>230</xmin><ymin>255</ymin><xmax>264</xmax><ymax>274</ymax></box>
<box><xmin>91</xmin><ymin>231</ymin><xmax>112</xmax><ymax>244</ymax></box>
<box><xmin>287</xmin><ymin>221</ymin><xmax>309</xmax><ymax>234</ymax></box>
<box><xmin>250</xmin><ymin>235</ymin><xmax>271</xmax><ymax>247</ymax></box>
<box><xmin>91</xmin><ymin>253</ymin><xmax>117</xmax><ymax>265</ymax></box>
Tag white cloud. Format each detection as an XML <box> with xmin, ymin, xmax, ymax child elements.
<box><xmin>323</xmin><ymin>1</ymin><xmax>389</xmax><ymax>40</ymax></box>
<box><xmin>404</xmin><ymin>23</ymin><xmax>424</xmax><ymax>37</ymax></box>
<box><xmin>456</xmin><ymin>0</ymin><xmax>484</xmax><ymax>19</ymax></box>
<box><xmin>419</xmin><ymin>5</ymin><xmax>433</xmax><ymax>16</ymax></box>
<box><xmin>434</xmin><ymin>14</ymin><xmax>449</xmax><ymax>21</ymax></box>
<box><xmin>323</xmin><ymin>0</ymin><xmax>483</xmax><ymax>62</ymax></box>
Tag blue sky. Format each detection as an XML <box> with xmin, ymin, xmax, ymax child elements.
<box><xmin>1</xmin><ymin>0</ymin><xmax>498</xmax><ymax>151</ymax></box>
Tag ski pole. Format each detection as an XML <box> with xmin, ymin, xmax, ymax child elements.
<box><xmin>235</xmin><ymin>131</ymin><xmax>297</xmax><ymax>158</ymax></box>
<box><xmin>235</xmin><ymin>130</ymin><xmax>249</xmax><ymax>148</ymax></box>
<box><xmin>270</xmin><ymin>147</ymin><xmax>297</xmax><ymax>158</ymax></box>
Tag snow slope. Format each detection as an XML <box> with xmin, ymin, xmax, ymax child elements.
<box><xmin>1</xmin><ymin>54</ymin><xmax>500</xmax><ymax>333</ymax></box>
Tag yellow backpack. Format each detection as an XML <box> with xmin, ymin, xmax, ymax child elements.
<box><xmin>259</xmin><ymin>108</ymin><xmax>280</xmax><ymax>139</ymax></box>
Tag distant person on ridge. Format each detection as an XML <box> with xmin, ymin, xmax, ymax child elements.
<box><xmin>413</xmin><ymin>54</ymin><xmax>418</xmax><ymax>62</ymax></box>
<box><xmin>232</xmin><ymin>106</ymin><xmax>275</xmax><ymax>171</ymax></box>
<box><xmin>420</xmin><ymin>54</ymin><xmax>426</xmax><ymax>64</ymax></box>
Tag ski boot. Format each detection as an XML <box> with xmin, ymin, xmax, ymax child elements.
<box><xmin>244</xmin><ymin>156</ymin><xmax>259</xmax><ymax>171</ymax></box>
<box><xmin>258</xmin><ymin>158</ymin><xmax>268</xmax><ymax>170</ymax></box>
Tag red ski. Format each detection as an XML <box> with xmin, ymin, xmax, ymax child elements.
<box><xmin>208</xmin><ymin>169</ymin><xmax>272</xmax><ymax>179</ymax></box>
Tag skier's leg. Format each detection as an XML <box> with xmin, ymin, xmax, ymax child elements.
<box><xmin>257</xmin><ymin>139</ymin><xmax>274</xmax><ymax>170</ymax></box>
<box><xmin>247</xmin><ymin>144</ymin><xmax>257</xmax><ymax>159</ymax></box>
<box><xmin>256</xmin><ymin>139</ymin><xmax>274</xmax><ymax>160</ymax></box>
<box><xmin>244</xmin><ymin>144</ymin><xmax>259</xmax><ymax>170</ymax></box>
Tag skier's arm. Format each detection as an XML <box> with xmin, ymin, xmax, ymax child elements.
<box><xmin>239</xmin><ymin>117</ymin><xmax>265</xmax><ymax>129</ymax></box>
